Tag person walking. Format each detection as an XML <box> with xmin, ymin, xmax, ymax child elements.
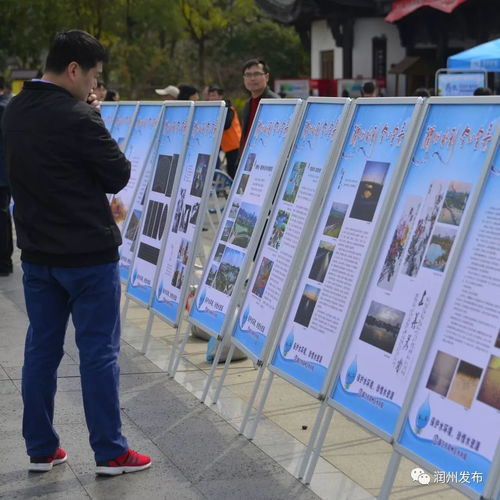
<box><xmin>1</xmin><ymin>30</ymin><xmax>151</xmax><ymax>476</ymax></box>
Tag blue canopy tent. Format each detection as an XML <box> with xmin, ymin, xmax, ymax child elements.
<box><xmin>448</xmin><ymin>39</ymin><xmax>500</xmax><ymax>71</ymax></box>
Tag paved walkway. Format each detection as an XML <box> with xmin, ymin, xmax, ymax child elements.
<box><xmin>0</xmin><ymin>262</ymin><xmax>319</xmax><ymax>500</ymax></box>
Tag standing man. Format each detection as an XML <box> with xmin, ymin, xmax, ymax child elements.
<box><xmin>207</xmin><ymin>85</ymin><xmax>242</xmax><ymax>178</ymax></box>
<box><xmin>2</xmin><ymin>30</ymin><xmax>151</xmax><ymax>476</ymax></box>
<box><xmin>240</xmin><ymin>58</ymin><xmax>280</xmax><ymax>155</ymax></box>
<box><xmin>0</xmin><ymin>77</ymin><xmax>12</xmax><ymax>277</ymax></box>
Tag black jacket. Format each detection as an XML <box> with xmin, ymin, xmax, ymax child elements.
<box><xmin>240</xmin><ymin>86</ymin><xmax>280</xmax><ymax>146</ymax></box>
<box><xmin>1</xmin><ymin>80</ymin><xmax>130</xmax><ymax>266</ymax></box>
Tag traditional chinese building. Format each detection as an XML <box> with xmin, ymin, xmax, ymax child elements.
<box><xmin>257</xmin><ymin>0</ymin><xmax>500</xmax><ymax>96</ymax></box>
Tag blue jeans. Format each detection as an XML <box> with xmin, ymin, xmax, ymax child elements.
<box><xmin>21</xmin><ymin>262</ymin><xmax>128</xmax><ymax>461</ymax></box>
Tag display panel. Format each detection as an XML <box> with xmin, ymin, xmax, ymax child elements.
<box><xmin>188</xmin><ymin>101</ymin><xmax>301</xmax><ymax>336</ymax></box>
<box><xmin>398</xmin><ymin>141</ymin><xmax>500</xmax><ymax>496</ymax></box>
<box><xmin>126</xmin><ymin>104</ymin><xmax>193</xmax><ymax>303</ymax></box>
<box><xmin>100</xmin><ymin>102</ymin><xmax>118</xmax><ymax>131</ymax></box>
<box><xmin>331</xmin><ymin>101</ymin><xmax>500</xmax><ymax>437</ymax></box>
<box><xmin>270</xmin><ymin>101</ymin><xmax>420</xmax><ymax>394</ymax></box>
<box><xmin>109</xmin><ymin>103</ymin><xmax>137</xmax><ymax>150</ymax></box>
<box><xmin>436</xmin><ymin>72</ymin><xmax>486</xmax><ymax>97</ymax></box>
<box><xmin>149</xmin><ymin>103</ymin><xmax>226</xmax><ymax>324</ymax></box>
<box><xmin>231</xmin><ymin>100</ymin><xmax>348</xmax><ymax>359</ymax></box>
<box><xmin>109</xmin><ymin>103</ymin><xmax>163</xmax><ymax>231</ymax></box>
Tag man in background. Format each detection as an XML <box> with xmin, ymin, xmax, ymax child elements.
<box><xmin>239</xmin><ymin>58</ymin><xmax>280</xmax><ymax>156</ymax></box>
<box><xmin>0</xmin><ymin>76</ymin><xmax>12</xmax><ymax>276</ymax></box>
<box><xmin>207</xmin><ymin>85</ymin><xmax>242</xmax><ymax>178</ymax></box>
<box><xmin>361</xmin><ymin>81</ymin><xmax>377</xmax><ymax>97</ymax></box>
<box><xmin>2</xmin><ymin>30</ymin><xmax>151</xmax><ymax>476</ymax></box>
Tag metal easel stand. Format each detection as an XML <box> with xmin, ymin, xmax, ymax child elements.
<box><xmin>245</xmin><ymin>371</ymin><xmax>275</xmax><ymax>440</ymax></box>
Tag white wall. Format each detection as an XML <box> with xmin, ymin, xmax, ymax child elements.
<box><xmin>311</xmin><ymin>17</ymin><xmax>407</xmax><ymax>96</ymax></box>
<box><xmin>310</xmin><ymin>20</ymin><xmax>343</xmax><ymax>79</ymax></box>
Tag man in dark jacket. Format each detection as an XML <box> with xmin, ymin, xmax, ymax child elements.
<box><xmin>2</xmin><ymin>30</ymin><xmax>151</xmax><ymax>476</ymax></box>
<box><xmin>0</xmin><ymin>76</ymin><xmax>12</xmax><ymax>276</ymax></box>
<box><xmin>239</xmin><ymin>58</ymin><xmax>280</xmax><ymax>155</ymax></box>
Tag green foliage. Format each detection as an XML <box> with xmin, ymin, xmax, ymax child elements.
<box><xmin>0</xmin><ymin>0</ymin><xmax>309</xmax><ymax>100</ymax></box>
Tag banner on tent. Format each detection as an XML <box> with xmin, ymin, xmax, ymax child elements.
<box><xmin>149</xmin><ymin>103</ymin><xmax>226</xmax><ymax>325</ymax></box>
<box><xmin>188</xmin><ymin>100</ymin><xmax>302</xmax><ymax>337</ymax></box>
<box><xmin>110</xmin><ymin>103</ymin><xmax>163</xmax><ymax>232</ymax></box>
<box><xmin>232</xmin><ymin>99</ymin><xmax>348</xmax><ymax>360</ymax></box>
<box><xmin>109</xmin><ymin>103</ymin><xmax>137</xmax><ymax>151</ymax></box>
<box><xmin>397</xmin><ymin>141</ymin><xmax>500</xmax><ymax>496</ymax></box>
<box><xmin>331</xmin><ymin>100</ymin><xmax>500</xmax><ymax>438</ymax></box>
<box><xmin>270</xmin><ymin>100</ymin><xmax>421</xmax><ymax>395</ymax></box>
<box><xmin>126</xmin><ymin>104</ymin><xmax>193</xmax><ymax>304</ymax></box>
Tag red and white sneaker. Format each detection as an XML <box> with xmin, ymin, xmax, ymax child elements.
<box><xmin>29</xmin><ymin>447</ymin><xmax>67</xmax><ymax>472</ymax></box>
<box><xmin>96</xmin><ymin>449</ymin><xmax>152</xmax><ymax>476</ymax></box>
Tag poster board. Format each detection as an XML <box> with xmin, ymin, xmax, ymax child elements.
<box><xmin>188</xmin><ymin>99</ymin><xmax>303</xmax><ymax>337</ymax></box>
<box><xmin>110</xmin><ymin>103</ymin><xmax>163</xmax><ymax>232</ymax></box>
<box><xmin>125</xmin><ymin>103</ymin><xmax>194</xmax><ymax>305</ymax></box>
<box><xmin>268</xmin><ymin>98</ymin><xmax>423</xmax><ymax>398</ymax></box>
<box><xmin>118</xmin><ymin>133</ymin><xmax>159</xmax><ymax>282</ymax></box>
<box><xmin>231</xmin><ymin>98</ymin><xmax>350</xmax><ymax>362</ymax></box>
<box><xmin>148</xmin><ymin>102</ymin><xmax>227</xmax><ymax>325</ymax></box>
<box><xmin>329</xmin><ymin>98</ymin><xmax>500</xmax><ymax>441</ymax></box>
<box><xmin>100</xmin><ymin>102</ymin><xmax>118</xmax><ymax>131</ymax></box>
<box><xmin>394</xmin><ymin>133</ymin><xmax>500</xmax><ymax>498</ymax></box>
<box><xmin>435</xmin><ymin>69</ymin><xmax>487</xmax><ymax>96</ymax></box>
<box><xmin>109</xmin><ymin>102</ymin><xmax>137</xmax><ymax>151</ymax></box>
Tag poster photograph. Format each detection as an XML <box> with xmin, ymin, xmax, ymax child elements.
<box><xmin>124</xmin><ymin>104</ymin><xmax>192</xmax><ymax>302</ymax></box>
<box><xmin>190</xmin><ymin>101</ymin><xmax>301</xmax><ymax>337</ymax></box>
<box><xmin>271</xmin><ymin>101</ymin><xmax>419</xmax><ymax>393</ymax></box>
<box><xmin>230</xmin><ymin>100</ymin><xmax>348</xmax><ymax>358</ymax></box>
<box><xmin>150</xmin><ymin>103</ymin><xmax>225</xmax><ymax>325</ymax></box>
<box><xmin>398</xmin><ymin>141</ymin><xmax>500</xmax><ymax>496</ymax></box>
<box><xmin>332</xmin><ymin>100</ymin><xmax>500</xmax><ymax>438</ymax></box>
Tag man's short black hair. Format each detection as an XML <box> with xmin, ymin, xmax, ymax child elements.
<box><xmin>208</xmin><ymin>86</ymin><xmax>223</xmax><ymax>95</ymax></box>
<box><xmin>473</xmin><ymin>87</ymin><xmax>492</xmax><ymax>96</ymax></box>
<box><xmin>362</xmin><ymin>81</ymin><xmax>375</xmax><ymax>95</ymax></box>
<box><xmin>45</xmin><ymin>30</ymin><xmax>107</xmax><ymax>74</ymax></box>
<box><xmin>242</xmin><ymin>58</ymin><xmax>270</xmax><ymax>75</ymax></box>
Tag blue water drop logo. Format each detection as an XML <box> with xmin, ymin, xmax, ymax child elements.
<box><xmin>241</xmin><ymin>306</ymin><xmax>250</xmax><ymax>329</ymax></box>
<box><xmin>415</xmin><ymin>396</ymin><xmax>431</xmax><ymax>434</ymax></box>
<box><xmin>198</xmin><ymin>288</ymin><xmax>206</xmax><ymax>309</ymax></box>
<box><xmin>345</xmin><ymin>357</ymin><xmax>358</xmax><ymax>389</ymax></box>
<box><xmin>132</xmin><ymin>268</ymin><xmax>138</xmax><ymax>286</ymax></box>
<box><xmin>157</xmin><ymin>281</ymin><xmax>163</xmax><ymax>299</ymax></box>
<box><xmin>283</xmin><ymin>331</ymin><xmax>294</xmax><ymax>356</ymax></box>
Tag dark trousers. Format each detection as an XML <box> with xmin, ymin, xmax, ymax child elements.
<box><xmin>21</xmin><ymin>261</ymin><xmax>128</xmax><ymax>461</ymax></box>
<box><xmin>0</xmin><ymin>186</ymin><xmax>13</xmax><ymax>273</ymax></box>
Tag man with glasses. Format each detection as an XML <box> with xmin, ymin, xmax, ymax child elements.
<box><xmin>240</xmin><ymin>58</ymin><xmax>280</xmax><ymax>154</ymax></box>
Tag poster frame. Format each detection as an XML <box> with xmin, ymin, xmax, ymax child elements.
<box><xmin>325</xmin><ymin>96</ymin><xmax>500</xmax><ymax>445</ymax></box>
<box><xmin>145</xmin><ymin>101</ymin><xmax>227</xmax><ymax>326</ymax></box>
<box><xmin>124</xmin><ymin>101</ymin><xmax>195</xmax><ymax>307</ymax></box>
<box><xmin>264</xmin><ymin>97</ymin><xmax>426</xmax><ymax>403</ymax></box>
<box><xmin>99</xmin><ymin>101</ymin><xmax>118</xmax><ymax>131</ymax></box>
<box><xmin>108</xmin><ymin>101</ymin><xmax>138</xmax><ymax>151</ymax></box>
<box><xmin>229</xmin><ymin>97</ymin><xmax>353</xmax><ymax>366</ymax></box>
<box><xmin>187</xmin><ymin>98</ymin><xmax>304</xmax><ymax>339</ymax></box>
<box><xmin>116</xmin><ymin>102</ymin><xmax>165</xmax><ymax>278</ymax></box>
<box><xmin>385</xmin><ymin>109</ymin><xmax>500</xmax><ymax>499</ymax></box>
